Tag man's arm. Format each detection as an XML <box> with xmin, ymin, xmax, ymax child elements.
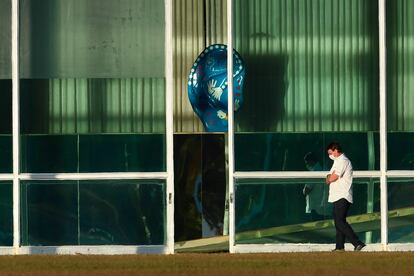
<box><xmin>326</xmin><ymin>170</ymin><xmax>338</xmax><ymax>184</ymax></box>
<box><xmin>303</xmin><ymin>184</ymin><xmax>313</xmax><ymax>195</ymax></box>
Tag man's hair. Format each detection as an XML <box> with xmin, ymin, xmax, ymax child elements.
<box><xmin>326</xmin><ymin>142</ymin><xmax>342</xmax><ymax>153</ymax></box>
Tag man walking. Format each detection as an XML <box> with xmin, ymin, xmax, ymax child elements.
<box><xmin>325</xmin><ymin>142</ymin><xmax>366</xmax><ymax>251</ymax></box>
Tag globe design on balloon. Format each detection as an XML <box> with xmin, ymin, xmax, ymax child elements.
<box><xmin>187</xmin><ymin>44</ymin><xmax>246</xmax><ymax>132</ymax></box>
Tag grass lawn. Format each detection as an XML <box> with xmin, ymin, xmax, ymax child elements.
<box><xmin>0</xmin><ymin>252</ymin><xmax>413</xmax><ymax>275</ymax></box>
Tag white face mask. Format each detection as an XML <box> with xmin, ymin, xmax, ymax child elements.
<box><xmin>329</xmin><ymin>154</ymin><xmax>336</xmax><ymax>161</ymax></box>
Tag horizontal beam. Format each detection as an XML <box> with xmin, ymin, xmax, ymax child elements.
<box><xmin>386</xmin><ymin>171</ymin><xmax>414</xmax><ymax>178</ymax></box>
<box><xmin>2</xmin><ymin>246</ymin><xmax>168</xmax><ymax>255</ymax></box>
<box><xmin>0</xmin><ymin>174</ymin><xmax>13</xmax><ymax>181</ymax></box>
<box><xmin>18</xmin><ymin>172</ymin><xmax>168</xmax><ymax>181</ymax></box>
<box><xmin>234</xmin><ymin>171</ymin><xmax>382</xmax><ymax>179</ymax></box>
<box><xmin>5</xmin><ymin>171</ymin><xmax>414</xmax><ymax>181</ymax></box>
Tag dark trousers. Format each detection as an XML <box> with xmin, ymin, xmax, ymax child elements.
<box><xmin>333</xmin><ymin>198</ymin><xmax>360</xmax><ymax>249</ymax></box>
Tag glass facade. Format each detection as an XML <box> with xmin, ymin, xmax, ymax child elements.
<box><xmin>229</xmin><ymin>0</ymin><xmax>383</xmax><ymax>250</ymax></box>
<box><xmin>0</xmin><ymin>0</ymin><xmax>13</xmax><ymax>248</ymax></box>
<box><xmin>19</xmin><ymin>0</ymin><xmax>166</xmax><ymax>173</ymax></box>
<box><xmin>385</xmin><ymin>0</ymin><xmax>414</xmax><ymax>245</ymax></box>
<box><xmin>5</xmin><ymin>0</ymin><xmax>169</xmax><ymax>250</ymax></box>
<box><xmin>0</xmin><ymin>182</ymin><xmax>13</xmax><ymax>246</ymax></box>
<box><xmin>387</xmin><ymin>178</ymin><xmax>414</xmax><ymax>243</ymax></box>
<box><xmin>0</xmin><ymin>0</ymin><xmax>413</xmax><ymax>253</ymax></box>
<box><xmin>235</xmin><ymin>132</ymin><xmax>379</xmax><ymax>171</ymax></box>
<box><xmin>233</xmin><ymin>0</ymin><xmax>379</xmax><ymax>171</ymax></box>
<box><xmin>235</xmin><ymin>178</ymin><xmax>380</xmax><ymax>245</ymax></box>
<box><xmin>0</xmin><ymin>0</ymin><xmax>12</xmax><ymax>173</ymax></box>
<box><xmin>387</xmin><ymin>0</ymin><xmax>414</xmax><ymax>169</ymax></box>
<box><xmin>20</xmin><ymin>180</ymin><xmax>165</xmax><ymax>246</ymax></box>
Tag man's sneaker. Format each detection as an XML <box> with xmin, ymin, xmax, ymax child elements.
<box><xmin>331</xmin><ymin>248</ymin><xmax>345</xmax><ymax>252</ymax></box>
<box><xmin>354</xmin><ymin>243</ymin><xmax>366</xmax><ymax>251</ymax></box>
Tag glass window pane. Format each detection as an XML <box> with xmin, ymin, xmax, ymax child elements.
<box><xmin>21</xmin><ymin>180</ymin><xmax>166</xmax><ymax>246</ymax></box>
<box><xmin>174</xmin><ymin>134</ymin><xmax>226</xmax><ymax>242</ymax></box>
<box><xmin>234</xmin><ymin>178</ymin><xmax>380</xmax><ymax>245</ymax></box>
<box><xmin>20</xmin><ymin>135</ymin><xmax>78</xmax><ymax>173</ymax></box>
<box><xmin>20</xmin><ymin>181</ymin><xmax>78</xmax><ymax>246</ymax></box>
<box><xmin>19</xmin><ymin>0</ymin><xmax>166</xmax><ymax>173</ymax></box>
<box><xmin>79</xmin><ymin>134</ymin><xmax>165</xmax><ymax>172</ymax></box>
<box><xmin>0</xmin><ymin>0</ymin><xmax>11</xmax><ymax>78</ymax></box>
<box><xmin>235</xmin><ymin>132</ymin><xmax>379</xmax><ymax>171</ymax></box>
<box><xmin>387</xmin><ymin>0</ymin><xmax>414</xmax><ymax>169</ymax></box>
<box><xmin>0</xmin><ymin>0</ymin><xmax>12</xmax><ymax>173</ymax></box>
<box><xmin>80</xmin><ymin>180</ymin><xmax>165</xmax><ymax>245</ymax></box>
<box><xmin>233</xmin><ymin>0</ymin><xmax>379</xmax><ymax>171</ymax></box>
<box><xmin>0</xmin><ymin>109</ymin><xmax>12</xmax><ymax>174</ymax></box>
<box><xmin>0</xmin><ymin>182</ymin><xmax>12</xmax><ymax>246</ymax></box>
<box><xmin>387</xmin><ymin>178</ymin><xmax>414</xmax><ymax>243</ymax></box>
<box><xmin>387</xmin><ymin>133</ymin><xmax>414</xmax><ymax>170</ymax></box>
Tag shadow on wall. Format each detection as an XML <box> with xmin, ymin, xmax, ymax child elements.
<box><xmin>237</xmin><ymin>50</ymin><xmax>288</xmax><ymax>132</ymax></box>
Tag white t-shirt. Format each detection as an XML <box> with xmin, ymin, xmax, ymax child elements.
<box><xmin>328</xmin><ymin>153</ymin><xmax>353</xmax><ymax>203</ymax></box>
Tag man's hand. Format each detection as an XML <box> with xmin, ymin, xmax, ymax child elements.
<box><xmin>325</xmin><ymin>174</ymin><xmax>331</xmax><ymax>185</ymax></box>
<box><xmin>326</xmin><ymin>170</ymin><xmax>338</xmax><ymax>184</ymax></box>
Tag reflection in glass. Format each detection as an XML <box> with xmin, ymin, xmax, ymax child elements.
<box><xmin>0</xmin><ymin>0</ymin><xmax>12</xmax><ymax>173</ymax></box>
<box><xmin>20</xmin><ymin>181</ymin><xmax>78</xmax><ymax>246</ymax></box>
<box><xmin>235</xmin><ymin>178</ymin><xmax>380</xmax><ymax>244</ymax></box>
<box><xmin>20</xmin><ymin>180</ymin><xmax>166</xmax><ymax>246</ymax></box>
<box><xmin>387</xmin><ymin>178</ymin><xmax>414</xmax><ymax>243</ymax></box>
<box><xmin>174</xmin><ymin>134</ymin><xmax>226</xmax><ymax>242</ymax></box>
<box><xmin>80</xmin><ymin>181</ymin><xmax>165</xmax><ymax>245</ymax></box>
<box><xmin>235</xmin><ymin>132</ymin><xmax>379</xmax><ymax>171</ymax></box>
<box><xmin>233</xmin><ymin>0</ymin><xmax>379</xmax><ymax>172</ymax></box>
<box><xmin>388</xmin><ymin>133</ymin><xmax>414</xmax><ymax>170</ymax></box>
<box><xmin>234</xmin><ymin>0</ymin><xmax>379</xmax><ymax>133</ymax></box>
<box><xmin>20</xmin><ymin>133</ymin><xmax>166</xmax><ymax>173</ymax></box>
<box><xmin>19</xmin><ymin>0</ymin><xmax>166</xmax><ymax>173</ymax></box>
<box><xmin>387</xmin><ymin>1</ymin><xmax>414</xmax><ymax>169</ymax></box>
<box><xmin>0</xmin><ymin>182</ymin><xmax>12</xmax><ymax>246</ymax></box>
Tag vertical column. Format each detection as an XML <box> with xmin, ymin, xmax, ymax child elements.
<box><xmin>227</xmin><ymin>0</ymin><xmax>235</xmax><ymax>253</ymax></box>
<box><xmin>165</xmin><ymin>0</ymin><xmax>175</xmax><ymax>254</ymax></box>
<box><xmin>378</xmin><ymin>0</ymin><xmax>388</xmax><ymax>250</ymax></box>
<box><xmin>11</xmin><ymin>0</ymin><xmax>20</xmax><ymax>253</ymax></box>
<box><xmin>365</xmin><ymin>132</ymin><xmax>375</xmax><ymax>243</ymax></box>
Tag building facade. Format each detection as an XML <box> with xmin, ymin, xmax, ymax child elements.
<box><xmin>0</xmin><ymin>0</ymin><xmax>413</xmax><ymax>254</ymax></box>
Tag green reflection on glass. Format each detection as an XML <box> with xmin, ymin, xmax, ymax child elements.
<box><xmin>20</xmin><ymin>180</ymin><xmax>166</xmax><ymax>246</ymax></box>
<box><xmin>79</xmin><ymin>134</ymin><xmax>165</xmax><ymax>172</ymax></box>
<box><xmin>0</xmin><ymin>79</ymin><xmax>12</xmax><ymax>173</ymax></box>
<box><xmin>234</xmin><ymin>0</ymin><xmax>379</xmax><ymax>133</ymax></box>
<box><xmin>234</xmin><ymin>178</ymin><xmax>380</xmax><ymax>244</ymax></box>
<box><xmin>19</xmin><ymin>0</ymin><xmax>167</xmax><ymax>174</ymax></box>
<box><xmin>21</xmin><ymin>135</ymin><xmax>78</xmax><ymax>173</ymax></box>
<box><xmin>20</xmin><ymin>134</ymin><xmax>165</xmax><ymax>173</ymax></box>
<box><xmin>0</xmin><ymin>182</ymin><xmax>12</xmax><ymax>246</ymax></box>
<box><xmin>235</xmin><ymin>132</ymin><xmax>379</xmax><ymax>171</ymax></box>
<box><xmin>20</xmin><ymin>181</ymin><xmax>78</xmax><ymax>246</ymax></box>
<box><xmin>387</xmin><ymin>178</ymin><xmax>414</xmax><ymax>243</ymax></box>
<box><xmin>388</xmin><ymin>133</ymin><xmax>414</xmax><ymax>170</ymax></box>
<box><xmin>387</xmin><ymin>0</ymin><xmax>414</xmax><ymax>132</ymax></box>
<box><xmin>19</xmin><ymin>77</ymin><xmax>167</xmax><ymax>173</ymax></box>
<box><xmin>0</xmin><ymin>135</ymin><xmax>12</xmax><ymax>173</ymax></box>
<box><xmin>0</xmin><ymin>80</ymin><xmax>12</xmax><ymax>134</ymax></box>
<box><xmin>0</xmin><ymin>0</ymin><xmax>11</xmax><ymax>79</ymax></box>
<box><xmin>80</xmin><ymin>180</ymin><xmax>165</xmax><ymax>245</ymax></box>
<box><xmin>19</xmin><ymin>0</ymin><xmax>165</xmax><ymax>79</ymax></box>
